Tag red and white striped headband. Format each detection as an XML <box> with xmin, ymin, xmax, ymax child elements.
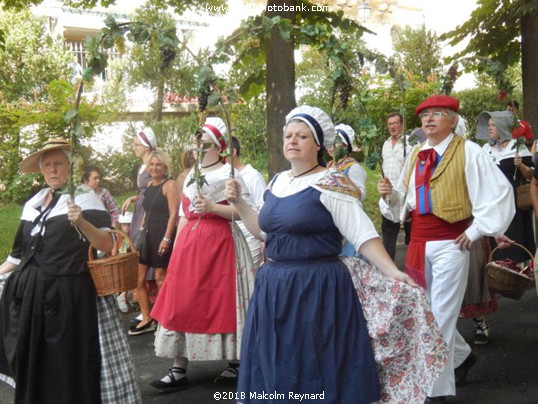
<box><xmin>203</xmin><ymin>123</ymin><xmax>227</xmax><ymax>152</ymax></box>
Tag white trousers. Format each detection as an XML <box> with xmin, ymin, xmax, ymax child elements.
<box><xmin>424</xmin><ymin>240</ymin><xmax>472</xmax><ymax>397</ymax></box>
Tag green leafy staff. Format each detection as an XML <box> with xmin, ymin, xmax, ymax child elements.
<box><xmin>365</xmin><ymin>151</ymin><xmax>385</xmax><ymax>178</ymax></box>
<box><xmin>184</xmin><ymin>46</ymin><xmax>235</xmax><ymax>184</ymax></box>
<box><xmin>512</xmin><ymin>136</ymin><xmax>526</xmax><ymax>180</ymax></box>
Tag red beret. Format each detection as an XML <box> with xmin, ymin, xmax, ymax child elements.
<box><xmin>415</xmin><ymin>95</ymin><xmax>460</xmax><ymax>115</ymax></box>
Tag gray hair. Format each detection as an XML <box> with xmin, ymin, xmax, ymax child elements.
<box><xmin>38</xmin><ymin>149</ymin><xmax>72</xmax><ymax>170</ymax></box>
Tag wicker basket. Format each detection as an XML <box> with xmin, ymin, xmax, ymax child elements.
<box><xmin>516</xmin><ymin>183</ymin><xmax>531</xmax><ymax>210</ymax></box>
<box><xmin>88</xmin><ymin>229</ymin><xmax>139</xmax><ymax>297</ymax></box>
<box><xmin>486</xmin><ymin>243</ymin><xmax>534</xmax><ymax>300</ymax></box>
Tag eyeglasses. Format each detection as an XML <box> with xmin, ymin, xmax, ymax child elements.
<box><xmin>419</xmin><ymin>111</ymin><xmax>448</xmax><ymax>120</ymax></box>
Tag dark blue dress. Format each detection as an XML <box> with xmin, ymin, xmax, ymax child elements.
<box><xmin>238</xmin><ymin>186</ymin><xmax>380</xmax><ymax>404</ymax></box>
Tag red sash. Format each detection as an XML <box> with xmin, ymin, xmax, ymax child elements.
<box><xmin>405</xmin><ymin>212</ymin><xmax>469</xmax><ymax>288</ymax></box>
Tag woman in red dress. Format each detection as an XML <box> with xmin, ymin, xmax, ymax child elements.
<box><xmin>150</xmin><ymin>117</ymin><xmax>254</xmax><ymax>388</ymax></box>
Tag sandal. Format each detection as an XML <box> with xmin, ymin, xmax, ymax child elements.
<box><xmin>150</xmin><ymin>367</ymin><xmax>189</xmax><ymax>389</ymax></box>
<box><xmin>116</xmin><ymin>295</ymin><xmax>129</xmax><ymax>313</ymax></box>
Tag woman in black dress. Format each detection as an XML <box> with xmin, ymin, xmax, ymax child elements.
<box><xmin>121</xmin><ymin>127</ymin><xmax>157</xmax><ymax>325</ymax></box>
<box><xmin>128</xmin><ymin>149</ymin><xmax>179</xmax><ymax>336</ymax></box>
<box><xmin>477</xmin><ymin>111</ymin><xmax>535</xmax><ymax>262</ymax></box>
<box><xmin>0</xmin><ymin>139</ymin><xmax>141</xmax><ymax>403</ymax></box>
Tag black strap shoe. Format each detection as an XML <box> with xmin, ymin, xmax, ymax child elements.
<box><xmin>214</xmin><ymin>362</ymin><xmax>239</xmax><ymax>383</ymax></box>
<box><xmin>150</xmin><ymin>367</ymin><xmax>189</xmax><ymax>390</ymax></box>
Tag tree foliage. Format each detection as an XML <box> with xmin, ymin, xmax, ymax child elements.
<box><xmin>441</xmin><ymin>0</ymin><xmax>538</xmax><ymax>132</ymax></box>
<box><xmin>0</xmin><ymin>9</ymin><xmax>82</xmax><ymax>203</ymax></box>
<box><xmin>0</xmin><ymin>9</ymin><xmax>72</xmax><ymax>101</ymax></box>
<box><xmin>217</xmin><ymin>7</ymin><xmax>369</xmax><ymax>103</ymax></box>
<box><xmin>0</xmin><ymin>80</ymin><xmax>104</xmax><ymax>202</ymax></box>
<box><xmin>392</xmin><ymin>25</ymin><xmax>442</xmax><ymax>82</ymax></box>
<box><xmin>441</xmin><ymin>0</ymin><xmax>538</xmax><ymax>69</ymax></box>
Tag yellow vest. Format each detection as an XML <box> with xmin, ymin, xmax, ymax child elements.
<box><xmin>404</xmin><ymin>136</ymin><xmax>472</xmax><ymax>223</ymax></box>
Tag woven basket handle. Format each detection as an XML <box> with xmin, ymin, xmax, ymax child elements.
<box><xmin>88</xmin><ymin>229</ymin><xmax>136</xmax><ymax>262</ymax></box>
<box><xmin>489</xmin><ymin>242</ymin><xmax>534</xmax><ymax>274</ymax></box>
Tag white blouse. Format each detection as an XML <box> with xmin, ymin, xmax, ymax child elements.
<box><xmin>180</xmin><ymin>163</ymin><xmax>249</xmax><ymax>216</ymax></box>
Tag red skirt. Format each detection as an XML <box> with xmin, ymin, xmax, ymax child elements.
<box><xmin>151</xmin><ymin>199</ymin><xmax>237</xmax><ymax>333</ymax></box>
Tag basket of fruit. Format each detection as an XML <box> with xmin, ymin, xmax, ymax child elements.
<box><xmin>486</xmin><ymin>243</ymin><xmax>534</xmax><ymax>300</ymax></box>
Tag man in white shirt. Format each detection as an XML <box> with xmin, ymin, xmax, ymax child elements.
<box><xmin>380</xmin><ymin>112</ymin><xmax>412</xmax><ymax>260</ymax></box>
<box><xmin>378</xmin><ymin>95</ymin><xmax>515</xmax><ymax>402</ymax></box>
<box><xmin>230</xmin><ymin>136</ymin><xmax>267</xmax><ymax>269</ymax></box>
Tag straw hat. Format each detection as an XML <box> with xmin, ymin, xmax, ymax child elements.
<box><xmin>19</xmin><ymin>138</ymin><xmax>71</xmax><ymax>174</ymax></box>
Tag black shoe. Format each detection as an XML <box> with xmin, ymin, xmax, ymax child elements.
<box><xmin>151</xmin><ymin>367</ymin><xmax>189</xmax><ymax>390</ymax></box>
<box><xmin>424</xmin><ymin>397</ymin><xmax>446</xmax><ymax>403</ymax></box>
<box><xmin>214</xmin><ymin>363</ymin><xmax>239</xmax><ymax>383</ymax></box>
<box><xmin>128</xmin><ymin>319</ymin><xmax>156</xmax><ymax>336</ymax></box>
<box><xmin>474</xmin><ymin>328</ymin><xmax>489</xmax><ymax>345</ymax></box>
<box><xmin>455</xmin><ymin>352</ymin><xmax>478</xmax><ymax>387</ymax></box>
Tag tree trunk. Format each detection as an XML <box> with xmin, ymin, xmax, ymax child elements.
<box><xmin>154</xmin><ymin>66</ymin><xmax>166</xmax><ymax>122</ymax></box>
<box><xmin>521</xmin><ymin>11</ymin><xmax>538</xmax><ymax>142</ymax></box>
<box><xmin>266</xmin><ymin>0</ymin><xmax>296</xmax><ymax>178</ymax></box>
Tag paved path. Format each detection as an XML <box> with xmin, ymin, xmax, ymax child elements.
<box><xmin>1</xmin><ymin>243</ymin><xmax>538</xmax><ymax>403</ymax></box>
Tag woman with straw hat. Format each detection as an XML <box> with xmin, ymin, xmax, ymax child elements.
<box><xmin>0</xmin><ymin>139</ymin><xmax>141</xmax><ymax>403</ymax></box>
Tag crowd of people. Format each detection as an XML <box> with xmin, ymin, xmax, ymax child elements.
<box><xmin>0</xmin><ymin>94</ymin><xmax>536</xmax><ymax>404</ymax></box>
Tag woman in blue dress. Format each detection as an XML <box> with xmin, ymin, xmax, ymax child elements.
<box><xmin>225</xmin><ymin>106</ymin><xmax>418</xmax><ymax>404</ymax></box>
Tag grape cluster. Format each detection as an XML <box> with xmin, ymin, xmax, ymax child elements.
<box><xmin>198</xmin><ymin>86</ymin><xmax>210</xmax><ymax>112</ymax></box>
<box><xmin>448</xmin><ymin>64</ymin><xmax>458</xmax><ymax>81</ymax></box>
<box><xmin>161</xmin><ymin>47</ymin><xmax>176</xmax><ymax>68</ymax></box>
<box><xmin>339</xmin><ymin>76</ymin><xmax>353</xmax><ymax>110</ymax></box>
<box><xmin>114</xmin><ymin>36</ymin><xmax>126</xmax><ymax>54</ymax></box>
<box><xmin>358</xmin><ymin>52</ymin><xmax>365</xmax><ymax>68</ymax></box>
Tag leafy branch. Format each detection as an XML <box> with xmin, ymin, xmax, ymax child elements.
<box><xmin>216</xmin><ymin>5</ymin><xmax>370</xmax><ymax>102</ymax></box>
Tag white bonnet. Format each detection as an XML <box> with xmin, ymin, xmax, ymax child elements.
<box><xmin>334</xmin><ymin>123</ymin><xmax>355</xmax><ymax>147</ymax></box>
<box><xmin>137</xmin><ymin>127</ymin><xmax>157</xmax><ymax>150</ymax></box>
<box><xmin>203</xmin><ymin>117</ymin><xmax>228</xmax><ymax>150</ymax></box>
<box><xmin>285</xmin><ymin>106</ymin><xmax>335</xmax><ymax>149</ymax></box>
<box><xmin>476</xmin><ymin>111</ymin><xmax>512</xmax><ymax>141</ymax></box>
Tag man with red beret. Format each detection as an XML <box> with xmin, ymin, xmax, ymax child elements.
<box><xmin>378</xmin><ymin>95</ymin><xmax>515</xmax><ymax>402</ymax></box>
